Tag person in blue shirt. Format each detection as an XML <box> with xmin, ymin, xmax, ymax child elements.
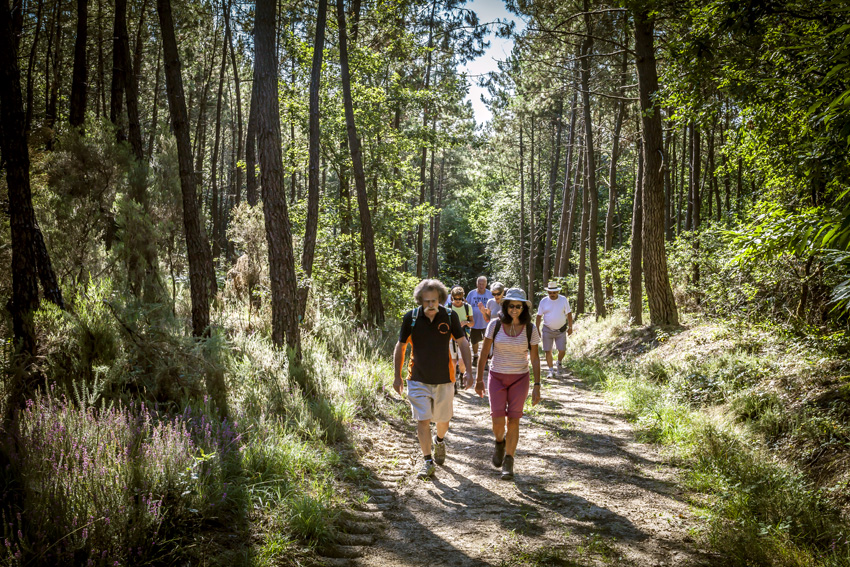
<box><xmin>465</xmin><ymin>276</ymin><xmax>494</xmax><ymax>367</ymax></box>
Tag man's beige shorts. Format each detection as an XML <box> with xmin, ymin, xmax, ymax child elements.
<box><xmin>407</xmin><ymin>380</ymin><xmax>454</xmax><ymax>422</ymax></box>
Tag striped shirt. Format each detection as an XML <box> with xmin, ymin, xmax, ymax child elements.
<box><xmin>485</xmin><ymin>319</ymin><xmax>541</xmax><ymax>375</ymax></box>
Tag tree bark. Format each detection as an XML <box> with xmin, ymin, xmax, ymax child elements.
<box><xmin>156</xmin><ymin>0</ymin><xmax>215</xmax><ymax>337</ymax></box>
<box><xmin>519</xmin><ymin>123</ymin><xmax>527</xmax><ymax>289</ymax></box>
<box><xmin>224</xmin><ymin>0</ymin><xmax>243</xmax><ymax>205</ymax></box>
<box><xmin>554</xmin><ymin>89</ymin><xmax>578</xmax><ymax>278</ymax></box>
<box><xmin>69</xmin><ymin>0</ymin><xmax>87</xmax><ymax>128</ymax></box>
<box><xmin>255</xmin><ymin>0</ymin><xmax>300</xmax><ymax>349</ymax></box>
<box><xmin>111</xmin><ymin>0</ymin><xmax>128</xmax><ymax>141</ymax></box>
<box><xmin>210</xmin><ymin>26</ymin><xmax>227</xmax><ymax>260</ymax></box>
<box><xmin>678</xmin><ymin>122</ymin><xmax>687</xmax><ymax>235</ymax></box>
<box><xmin>578</xmin><ymin>11</ymin><xmax>606</xmax><ymax>318</ymax></box>
<box><xmin>605</xmin><ymin>53</ymin><xmax>627</xmax><ymax>299</ymax></box>
<box><xmin>245</xmin><ymin>76</ymin><xmax>258</xmax><ymax>206</ymax></box>
<box><xmin>542</xmin><ymin>99</ymin><xmax>563</xmax><ymax>283</ymax></box>
<box><xmin>416</xmin><ymin>0</ymin><xmax>437</xmax><ymax>279</ymax></box>
<box><xmin>427</xmin><ymin>118</ymin><xmax>438</xmax><ymax>278</ymax></box>
<box><xmin>337</xmin><ymin>0</ymin><xmax>383</xmax><ymax>326</ymax></box>
<box><xmin>577</xmin><ymin>147</ymin><xmax>589</xmax><ymax>315</ymax></box>
<box><xmin>528</xmin><ymin>115</ymin><xmax>536</xmax><ymax>299</ymax></box>
<box><xmin>24</xmin><ymin>0</ymin><xmax>44</xmax><ymax>131</ymax></box>
<box><xmin>300</xmin><ymin>0</ymin><xmax>326</xmax><ymax>316</ymax></box>
<box><xmin>44</xmin><ymin>0</ymin><xmax>62</xmax><ymax>147</ymax></box>
<box><xmin>629</xmin><ymin>138</ymin><xmax>643</xmax><ymax>324</ymax></box>
<box><xmin>634</xmin><ymin>6</ymin><xmax>679</xmax><ymax>326</ymax></box>
<box><xmin>1</xmin><ymin>0</ymin><xmax>51</xmax><ymax>410</ymax></box>
<box><xmin>146</xmin><ymin>49</ymin><xmax>161</xmax><ymax>161</ymax></box>
<box><xmin>560</xmin><ymin>137</ymin><xmax>583</xmax><ymax>277</ymax></box>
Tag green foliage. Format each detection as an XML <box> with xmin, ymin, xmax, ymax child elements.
<box><xmin>567</xmin><ymin>314</ymin><xmax>850</xmax><ymax>567</ymax></box>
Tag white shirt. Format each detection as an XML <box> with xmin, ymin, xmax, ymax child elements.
<box><xmin>485</xmin><ymin>319</ymin><xmax>541</xmax><ymax>375</ymax></box>
<box><xmin>536</xmin><ymin>294</ymin><xmax>571</xmax><ymax>331</ymax></box>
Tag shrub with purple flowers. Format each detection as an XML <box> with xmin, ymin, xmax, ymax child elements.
<box><xmin>2</xmin><ymin>393</ymin><xmax>240</xmax><ymax>565</ymax></box>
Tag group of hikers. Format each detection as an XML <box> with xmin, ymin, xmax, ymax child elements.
<box><xmin>393</xmin><ymin>276</ymin><xmax>574</xmax><ymax>481</ymax></box>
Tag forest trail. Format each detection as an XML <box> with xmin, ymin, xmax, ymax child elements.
<box><xmin>323</xmin><ymin>364</ymin><xmax>719</xmax><ymax>567</ymax></box>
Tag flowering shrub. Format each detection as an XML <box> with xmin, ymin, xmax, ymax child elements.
<box><xmin>2</xmin><ymin>393</ymin><xmax>240</xmax><ymax>565</ymax></box>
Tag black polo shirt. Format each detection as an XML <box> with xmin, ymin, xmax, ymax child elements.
<box><xmin>398</xmin><ymin>305</ymin><xmax>465</xmax><ymax>384</ymax></box>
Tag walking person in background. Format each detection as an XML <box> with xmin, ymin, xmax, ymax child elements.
<box><xmin>394</xmin><ymin>279</ymin><xmax>473</xmax><ymax>479</ymax></box>
<box><xmin>482</xmin><ymin>282</ymin><xmax>505</xmax><ymax>323</ymax></box>
<box><xmin>536</xmin><ymin>281</ymin><xmax>573</xmax><ymax>378</ymax></box>
<box><xmin>448</xmin><ymin>286</ymin><xmax>474</xmax><ymax>390</ymax></box>
<box><xmin>466</xmin><ymin>276</ymin><xmax>493</xmax><ymax>367</ymax></box>
<box><xmin>475</xmin><ymin>288</ymin><xmax>542</xmax><ymax>480</ymax></box>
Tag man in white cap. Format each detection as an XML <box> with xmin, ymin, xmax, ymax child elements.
<box><xmin>535</xmin><ymin>281</ymin><xmax>573</xmax><ymax>377</ymax></box>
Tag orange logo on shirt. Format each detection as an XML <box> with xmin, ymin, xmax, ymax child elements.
<box><xmin>438</xmin><ymin>322</ymin><xmax>450</xmax><ymax>334</ymax></box>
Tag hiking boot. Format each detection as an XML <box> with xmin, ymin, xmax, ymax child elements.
<box><xmin>433</xmin><ymin>437</ymin><xmax>446</xmax><ymax>465</ymax></box>
<box><xmin>501</xmin><ymin>455</ymin><xmax>515</xmax><ymax>480</ymax></box>
<box><xmin>418</xmin><ymin>459</ymin><xmax>435</xmax><ymax>479</ymax></box>
<box><xmin>492</xmin><ymin>439</ymin><xmax>506</xmax><ymax>468</ymax></box>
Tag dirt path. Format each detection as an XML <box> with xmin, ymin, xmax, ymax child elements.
<box><xmin>322</xmin><ymin>366</ymin><xmax>718</xmax><ymax>567</ymax></box>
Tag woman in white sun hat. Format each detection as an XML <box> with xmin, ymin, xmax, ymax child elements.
<box><xmin>475</xmin><ymin>287</ymin><xmax>541</xmax><ymax>480</ymax></box>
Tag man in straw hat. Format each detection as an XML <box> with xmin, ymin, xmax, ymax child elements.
<box><xmin>394</xmin><ymin>279</ymin><xmax>473</xmax><ymax>479</ymax></box>
<box><xmin>535</xmin><ymin>281</ymin><xmax>573</xmax><ymax>378</ymax></box>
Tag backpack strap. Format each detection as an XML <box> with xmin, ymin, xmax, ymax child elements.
<box><xmin>492</xmin><ymin>320</ymin><xmax>533</xmax><ymax>351</ymax></box>
<box><xmin>464</xmin><ymin>303</ymin><xmax>470</xmax><ymax>318</ymax></box>
<box><xmin>410</xmin><ymin>307</ymin><xmax>419</xmax><ymax>329</ymax></box>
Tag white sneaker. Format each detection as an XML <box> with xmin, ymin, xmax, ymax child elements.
<box><xmin>556</xmin><ymin>360</ymin><xmax>564</xmax><ymax>370</ymax></box>
<box><xmin>548</xmin><ymin>368</ymin><xmax>555</xmax><ymax>378</ymax></box>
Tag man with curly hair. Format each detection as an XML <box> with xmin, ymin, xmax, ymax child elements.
<box><xmin>394</xmin><ymin>279</ymin><xmax>473</xmax><ymax>479</ymax></box>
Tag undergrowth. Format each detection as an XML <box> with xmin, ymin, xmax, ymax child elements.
<box><xmin>0</xmin><ymin>279</ymin><xmax>398</xmax><ymax>566</ymax></box>
<box><xmin>567</xmin><ymin>311</ymin><xmax>850</xmax><ymax>567</ymax></box>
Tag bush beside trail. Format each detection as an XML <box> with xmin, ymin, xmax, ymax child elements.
<box><xmin>566</xmin><ymin>312</ymin><xmax>850</xmax><ymax>567</ymax></box>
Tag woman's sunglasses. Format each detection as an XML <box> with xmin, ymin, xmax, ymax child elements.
<box><xmin>452</xmin><ymin>296</ymin><xmax>464</xmax><ymax>301</ymax></box>
<box><xmin>506</xmin><ymin>303</ymin><xmax>524</xmax><ymax>310</ymax></box>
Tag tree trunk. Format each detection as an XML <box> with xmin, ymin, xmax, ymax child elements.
<box><xmin>429</xmin><ymin>149</ymin><xmax>446</xmax><ymax>278</ymax></box>
<box><xmin>678</xmin><ymin>122</ymin><xmax>687</xmax><ymax>235</ymax></box>
<box><xmin>224</xmin><ymin>0</ymin><xmax>243</xmax><ymax>206</ymax></box>
<box><xmin>666</xmin><ymin>116</ymin><xmax>676</xmax><ymax>240</ymax></box>
<box><xmin>577</xmin><ymin>148</ymin><xmax>589</xmax><ymax>315</ymax></box>
<box><xmin>629</xmin><ymin>138</ymin><xmax>643</xmax><ymax>324</ymax></box>
<box><xmin>300</xmin><ymin>0</ymin><xmax>326</xmax><ymax>316</ymax></box>
<box><xmin>554</xmin><ymin>88</ymin><xmax>578</xmax><ymax>278</ymax></box>
<box><xmin>24</xmin><ymin>0</ymin><xmax>44</xmax><ymax>131</ymax></box>
<box><xmin>337</xmin><ymin>0</ymin><xmax>383</xmax><ymax>326</ymax></box>
<box><xmin>245</xmin><ymin>76</ymin><xmax>259</xmax><ymax>206</ymax></box>
<box><xmin>605</xmin><ymin>60</ymin><xmax>627</xmax><ymax>299</ymax></box>
<box><xmin>427</xmin><ymin>119</ymin><xmax>438</xmax><ymax>278</ymax></box>
<box><xmin>96</xmin><ymin>0</ymin><xmax>105</xmax><ymax>117</ymax></box>
<box><xmin>146</xmin><ymin>49</ymin><xmax>161</xmax><ymax>161</ymax></box>
<box><xmin>156</xmin><ymin>0</ymin><xmax>215</xmax><ymax>337</ymax></box>
<box><xmin>578</xmin><ymin>13</ymin><xmax>606</xmax><ymax>318</ymax></box>
<box><xmin>1</xmin><ymin>0</ymin><xmax>54</xmax><ymax>411</ymax></box>
<box><xmin>111</xmin><ymin>0</ymin><xmax>128</xmax><ymax>141</ymax></box>
<box><xmin>255</xmin><ymin>0</ymin><xmax>300</xmax><ymax>350</ymax></box>
<box><xmin>519</xmin><ymin>123</ymin><xmax>527</xmax><ymax>289</ymax></box>
<box><xmin>210</xmin><ymin>29</ymin><xmax>227</xmax><ymax>260</ymax></box>
<box><xmin>560</xmin><ymin>137</ymin><xmax>583</xmax><ymax>277</ymax></box>
<box><xmin>543</xmin><ymin>98</ymin><xmax>563</xmax><ymax>283</ymax></box>
<box><xmin>44</xmin><ymin>0</ymin><xmax>62</xmax><ymax>147</ymax></box>
<box><xmin>69</xmin><ymin>0</ymin><xmax>87</xmax><ymax>128</ymax></box>
<box><xmin>528</xmin><ymin>115</ymin><xmax>536</xmax><ymax>298</ymax></box>
<box><xmin>416</xmin><ymin>0</ymin><xmax>437</xmax><ymax>279</ymax></box>
<box><xmin>634</xmin><ymin>6</ymin><xmax>679</xmax><ymax>326</ymax></box>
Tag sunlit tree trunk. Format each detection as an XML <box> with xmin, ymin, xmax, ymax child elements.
<box><xmin>554</xmin><ymin>89</ymin><xmax>578</xmax><ymax>278</ymax></box>
<box><xmin>543</xmin><ymin>98</ymin><xmax>563</xmax><ymax>283</ymax></box>
<box><xmin>337</xmin><ymin>0</ymin><xmax>383</xmax><ymax>326</ymax></box>
<box><xmin>629</xmin><ymin>138</ymin><xmax>643</xmax><ymax>324</ymax></box>
<box><xmin>156</xmin><ymin>0</ymin><xmax>215</xmax><ymax>337</ymax></box>
<box><xmin>578</xmin><ymin>11</ymin><xmax>606</xmax><ymax>318</ymax></box>
<box><xmin>634</xmin><ymin>6</ymin><xmax>679</xmax><ymax>326</ymax></box>
<box><xmin>300</xmin><ymin>0</ymin><xmax>327</xmax><ymax>317</ymax></box>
